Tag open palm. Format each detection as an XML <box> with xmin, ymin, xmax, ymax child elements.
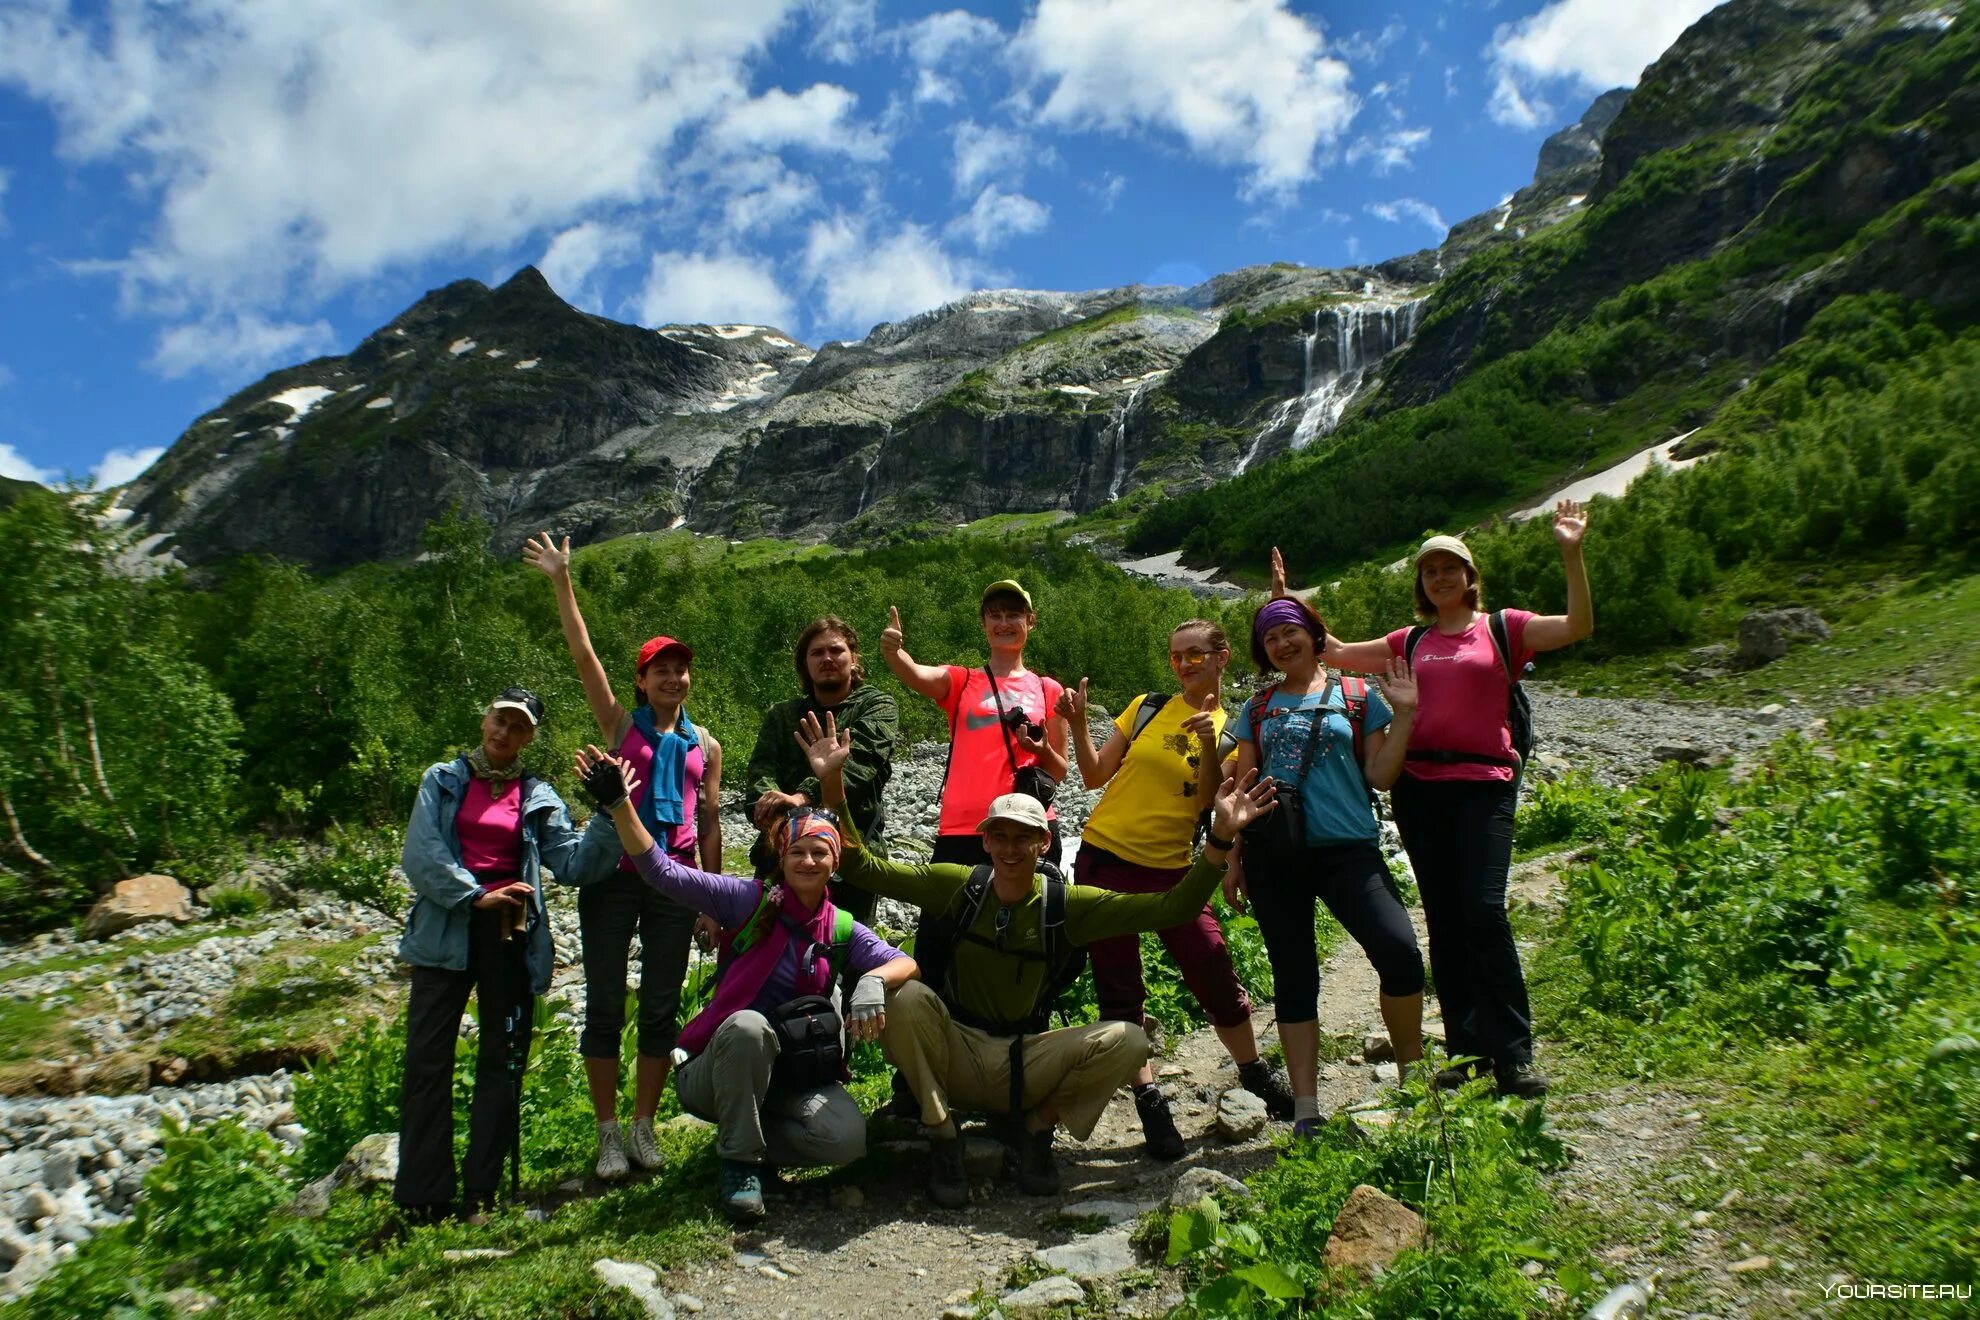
<box><xmin>794</xmin><ymin>710</ymin><xmax>851</xmax><ymax>780</ymax></box>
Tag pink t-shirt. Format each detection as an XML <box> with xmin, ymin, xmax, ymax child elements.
<box><xmin>1385</xmin><ymin>609</ymin><xmax>1536</xmax><ymax>783</ymax></box>
<box><xmin>614</xmin><ymin>711</ymin><xmax>704</xmax><ymax>867</ymax></box>
<box><xmin>457</xmin><ymin>775</ymin><xmax>524</xmax><ymax>878</ymax></box>
<box><xmin>936</xmin><ymin>665</ymin><xmax>1065</xmax><ymax>835</ymax></box>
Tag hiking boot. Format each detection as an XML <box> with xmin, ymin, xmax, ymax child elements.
<box><xmin>1017</xmin><ymin>1128</ymin><xmax>1060</xmax><ymax>1196</ymax></box>
<box><xmin>1494</xmin><ymin>1061</ymin><xmax>1551</xmax><ymax>1099</ymax></box>
<box><xmin>879</xmin><ymin>1071</ymin><xmax>920</xmax><ymax>1120</ymax></box>
<box><xmin>718</xmin><ymin>1159</ymin><xmax>766</xmax><ymax>1222</ymax></box>
<box><xmin>1289</xmin><ymin>1116</ymin><xmax>1325</xmax><ymax>1142</ymax></box>
<box><xmin>594</xmin><ymin>1122</ymin><xmax>630</xmax><ymax>1180</ymax></box>
<box><xmin>627</xmin><ymin>1116</ymin><xmax>664</xmax><ymax>1171</ymax></box>
<box><xmin>927</xmin><ymin>1136</ymin><xmax>970</xmax><ymax>1209</ymax></box>
<box><xmin>1134</xmin><ymin>1086</ymin><xmax>1186</xmax><ymax>1161</ymax></box>
<box><xmin>1237</xmin><ymin>1058</ymin><xmax>1296</xmax><ymax>1120</ymax></box>
<box><xmin>1433</xmin><ymin>1057</ymin><xmax>1488</xmax><ymax>1091</ymax></box>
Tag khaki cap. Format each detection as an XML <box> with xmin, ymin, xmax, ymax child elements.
<box><xmin>1415</xmin><ymin>535</ymin><xmax>1475</xmax><ymax>567</ymax></box>
<box><xmin>975</xmin><ymin>793</ymin><xmax>1049</xmax><ymax>834</ymax></box>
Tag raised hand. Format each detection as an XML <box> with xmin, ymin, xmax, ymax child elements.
<box><xmin>1553</xmin><ymin>499</ymin><xmax>1588</xmax><ymax>550</ymax></box>
<box><xmin>574</xmin><ymin>746</ymin><xmax>640</xmax><ymax>810</ymax></box>
<box><xmin>1375</xmin><ymin>657</ymin><xmax>1418</xmax><ymax>715</ymax></box>
<box><xmin>1209</xmin><ymin>766</ymin><xmax>1277</xmax><ymax>840</ymax></box>
<box><xmin>1012</xmin><ymin>716</ymin><xmax>1051</xmax><ymax>759</ymax></box>
<box><xmin>1055</xmin><ymin>678</ymin><xmax>1089</xmax><ymax>724</ymax></box>
<box><xmin>753</xmin><ymin>790</ymin><xmax>801</xmax><ymax>830</ymax></box>
<box><xmin>794</xmin><ymin>710</ymin><xmax>851</xmax><ymax>780</ymax></box>
<box><xmin>522</xmin><ymin>532</ymin><xmax>571</xmax><ymax>579</ymax></box>
<box><xmin>881</xmin><ymin>605</ymin><xmax>904</xmax><ymax>659</ymax></box>
<box><xmin>1270</xmin><ymin>545</ymin><xmax>1289</xmax><ymax>599</ymax></box>
<box><xmin>1179</xmin><ymin>710</ymin><xmax>1219</xmax><ymax>747</ymax></box>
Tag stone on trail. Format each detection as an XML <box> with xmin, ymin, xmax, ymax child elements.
<box><xmin>1059</xmin><ymin>1196</ymin><xmax>1158</xmax><ymax>1225</ymax></box>
<box><xmin>593</xmin><ymin>1258</ymin><xmax>676</xmax><ymax>1320</ymax></box>
<box><xmin>1033</xmin><ymin>1228</ymin><xmax>1139</xmax><ymax>1281</ymax></box>
<box><xmin>1362</xmin><ymin>1032</ymin><xmax>1395</xmax><ymax>1063</ymax></box>
<box><xmin>285</xmin><ymin>1173</ymin><xmax>337</xmax><ymax>1219</ymax></box>
<box><xmin>1652</xmin><ymin>742</ymin><xmax>1710</xmax><ymax>766</ymax></box>
<box><xmin>1735</xmin><ymin>608</ymin><xmax>1828</xmax><ymax>669</ymax></box>
<box><xmin>1215</xmin><ymin>1088</ymin><xmax>1268</xmax><ymax>1141</ymax></box>
<box><xmin>83</xmin><ymin>873</ymin><xmax>196</xmax><ymax>940</ymax></box>
<box><xmin>1166</xmin><ymin>1167</ymin><xmax>1252</xmax><ymax>1209</ymax></box>
<box><xmin>1000</xmin><ymin>1274</ymin><xmax>1086</xmax><ymax>1315</ymax></box>
<box><xmin>336</xmin><ymin>1133</ymin><xmax>399</xmax><ymax>1187</ymax></box>
<box><xmin>1322</xmin><ymin>1184</ymin><xmax>1426</xmax><ymax>1279</ymax></box>
<box><xmin>963</xmin><ymin>1135</ymin><xmax>1006</xmax><ymax>1181</ymax></box>
<box><xmin>1728</xmin><ymin>1254</ymin><xmax>1773</xmax><ymax>1274</ymax></box>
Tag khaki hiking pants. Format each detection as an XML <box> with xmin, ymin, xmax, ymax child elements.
<box><xmin>882</xmin><ymin>980</ymin><xmax>1148</xmax><ymax>1140</ymax></box>
<box><xmin>673</xmin><ymin>1010</ymin><xmax>867</xmax><ymax>1167</ymax></box>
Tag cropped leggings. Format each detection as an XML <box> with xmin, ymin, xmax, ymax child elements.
<box><xmin>1248</xmin><ymin>841</ymin><xmax>1424</xmax><ymax>1025</ymax></box>
<box><xmin>578</xmin><ymin>865</ymin><xmax>698</xmax><ymax>1060</ymax></box>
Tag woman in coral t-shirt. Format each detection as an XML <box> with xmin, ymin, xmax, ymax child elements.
<box><xmin>1312</xmin><ymin>500</ymin><xmax>1592</xmax><ymax>1099</ymax></box>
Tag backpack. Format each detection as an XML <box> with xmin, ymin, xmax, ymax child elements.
<box><xmin>1404</xmin><ymin>610</ymin><xmax>1533</xmax><ymax>768</ymax></box>
<box><xmin>1126</xmin><ymin>693</ymin><xmax>1170</xmax><ymax>742</ymax></box>
<box><xmin>915</xmin><ymin>861</ymin><xmax>1085</xmax><ymax>1038</ymax></box>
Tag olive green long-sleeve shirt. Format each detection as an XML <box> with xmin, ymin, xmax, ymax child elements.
<box><xmin>836</xmin><ymin>817</ymin><xmax>1226</xmax><ymax>1030</ymax></box>
<box><xmin>744</xmin><ymin>683</ymin><xmax>899</xmax><ymax>839</ymax></box>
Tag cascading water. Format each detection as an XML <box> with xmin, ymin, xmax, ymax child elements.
<box><xmin>1105</xmin><ymin>382</ymin><xmax>1153</xmax><ymax>502</ymax></box>
<box><xmin>855</xmin><ymin>424</ymin><xmax>892</xmax><ymax>516</ymax></box>
<box><xmin>1236</xmin><ymin>297</ymin><xmax>1425</xmax><ymax>473</ymax></box>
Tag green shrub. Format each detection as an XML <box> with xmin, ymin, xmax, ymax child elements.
<box><xmin>134</xmin><ymin>1121</ymin><xmax>332</xmax><ymax>1290</ymax></box>
<box><xmin>204</xmin><ymin>884</ymin><xmax>272</xmax><ymax>918</ymax></box>
<box><xmin>1515</xmin><ymin>772</ymin><xmax>1617</xmax><ymax>853</ymax></box>
<box><xmin>294</xmin><ymin>1015</ymin><xmax>407</xmax><ymax>1179</ymax></box>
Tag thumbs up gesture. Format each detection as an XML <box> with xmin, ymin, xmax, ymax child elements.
<box><xmin>881</xmin><ymin>605</ymin><xmax>904</xmax><ymax>659</ymax></box>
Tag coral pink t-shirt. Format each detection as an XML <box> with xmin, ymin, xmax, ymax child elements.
<box><xmin>457</xmin><ymin>776</ymin><xmax>524</xmax><ymax>878</ymax></box>
<box><xmin>936</xmin><ymin>666</ymin><xmax>1064</xmax><ymax>835</ymax></box>
<box><xmin>1385</xmin><ymin>610</ymin><xmax>1536</xmax><ymax>783</ymax></box>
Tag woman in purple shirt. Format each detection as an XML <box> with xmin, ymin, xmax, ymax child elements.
<box><xmin>574</xmin><ymin>744</ymin><xmax>919</xmax><ymax>1223</ymax></box>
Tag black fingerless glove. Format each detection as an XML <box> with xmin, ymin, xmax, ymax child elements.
<box><xmin>581</xmin><ymin>759</ymin><xmax>629</xmax><ymax>812</ymax></box>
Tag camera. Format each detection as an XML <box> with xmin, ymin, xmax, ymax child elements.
<box><xmin>1000</xmin><ymin>705</ymin><xmax>1044</xmax><ymax>741</ymax></box>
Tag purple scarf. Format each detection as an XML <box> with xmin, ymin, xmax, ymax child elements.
<box><xmin>676</xmin><ymin>884</ymin><xmax>838</xmax><ymax>1056</ymax></box>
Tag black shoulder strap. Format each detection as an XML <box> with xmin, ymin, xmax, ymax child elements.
<box><xmin>1039</xmin><ymin>862</ymin><xmax>1069</xmax><ymax>971</ymax></box>
<box><xmin>1405</xmin><ymin>624</ymin><xmax>1431</xmax><ymax>663</ymax></box>
<box><xmin>985</xmin><ymin>666</ymin><xmax>1021</xmax><ymax>775</ymax></box>
<box><xmin>1127</xmin><ymin>693</ymin><xmax>1169</xmax><ymax>743</ymax></box>
<box><xmin>1487</xmin><ymin>610</ymin><xmax>1516</xmax><ymax>682</ymax></box>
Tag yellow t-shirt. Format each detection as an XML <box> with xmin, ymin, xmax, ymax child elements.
<box><xmin>1081</xmin><ymin>695</ymin><xmax>1228</xmax><ymax>870</ymax></box>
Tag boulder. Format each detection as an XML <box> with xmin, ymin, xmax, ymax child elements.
<box><xmin>1215</xmin><ymin>1088</ymin><xmax>1268</xmax><ymax>1141</ymax></box>
<box><xmin>1322</xmin><ymin>1184</ymin><xmax>1425</xmax><ymax>1279</ymax></box>
<box><xmin>1000</xmin><ymin>1274</ymin><xmax>1087</xmax><ymax>1315</ymax></box>
<box><xmin>82</xmin><ymin>874</ymin><xmax>194</xmax><ymax>940</ymax></box>
<box><xmin>962</xmin><ymin>1135</ymin><xmax>1006</xmax><ymax>1182</ymax></box>
<box><xmin>1735</xmin><ymin>609</ymin><xmax>1829</xmax><ymax>669</ymax></box>
<box><xmin>1033</xmin><ymin>1229</ymin><xmax>1139</xmax><ymax>1281</ymax></box>
<box><xmin>286</xmin><ymin>1174</ymin><xmax>337</xmax><ymax>1219</ymax></box>
<box><xmin>593</xmin><ymin>1259</ymin><xmax>676</xmax><ymax>1320</ymax></box>
<box><xmin>335</xmin><ymin>1133</ymin><xmax>399</xmax><ymax>1187</ymax></box>
<box><xmin>1652</xmin><ymin>743</ymin><xmax>1710</xmax><ymax>766</ymax></box>
<box><xmin>1058</xmin><ymin>1197</ymin><xmax>1158</xmax><ymax>1226</ymax></box>
<box><xmin>1363</xmin><ymin>1032</ymin><xmax>1395</xmax><ymax>1063</ymax></box>
<box><xmin>1167</xmin><ymin>1167</ymin><xmax>1253</xmax><ymax>1209</ymax></box>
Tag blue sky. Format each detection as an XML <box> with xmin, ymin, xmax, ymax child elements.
<box><xmin>0</xmin><ymin>0</ymin><xmax>1723</xmax><ymax>488</ymax></box>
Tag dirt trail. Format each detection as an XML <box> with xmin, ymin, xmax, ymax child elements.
<box><xmin>664</xmin><ymin>928</ymin><xmax>1417</xmax><ymax>1318</ymax></box>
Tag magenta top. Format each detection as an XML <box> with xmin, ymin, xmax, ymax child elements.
<box><xmin>456</xmin><ymin>775</ymin><xmax>524</xmax><ymax>878</ymax></box>
<box><xmin>1385</xmin><ymin>608</ymin><xmax>1536</xmax><ymax>783</ymax></box>
<box><xmin>614</xmin><ymin>713</ymin><xmax>704</xmax><ymax>866</ymax></box>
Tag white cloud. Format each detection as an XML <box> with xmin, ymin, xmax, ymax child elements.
<box><xmin>91</xmin><ymin>446</ymin><xmax>165</xmax><ymax>488</ymax></box>
<box><xmin>0</xmin><ymin>363</ymin><xmax>13</xmax><ymax>390</ymax></box>
<box><xmin>721</xmin><ymin>168</ymin><xmax>823</xmax><ymax>234</ymax></box>
<box><xmin>1487</xmin><ymin>0</ymin><xmax>1726</xmax><ymax>128</ymax></box>
<box><xmin>1010</xmin><ymin>0</ymin><xmax>1357</xmax><ymax>199</ymax></box>
<box><xmin>0</xmin><ymin>444</ymin><xmax>54</xmax><ymax>484</ymax></box>
<box><xmin>0</xmin><ymin>168</ymin><xmax>9</xmax><ymax>229</ymax></box>
<box><xmin>637</xmin><ymin>250</ymin><xmax>795</xmax><ymax>329</ymax></box>
<box><xmin>801</xmin><ymin>215</ymin><xmax>985</xmax><ymax>331</ymax></box>
<box><xmin>902</xmin><ymin>10</ymin><xmax>1004</xmax><ymax>67</ymax></box>
<box><xmin>1084</xmin><ymin>171</ymin><xmax>1127</xmax><ymax>212</ymax></box>
<box><xmin>539</xmin><ymin>221</ymin><xmax>640</xmax><ymax>312</ymax></box>
<box><xmin>1364</xmin><ymin>198</ymin><xmax>1447</xmax><ymax>236</ymax></box>
<box><xmin>709</xmin><ymin>83</ymin><xmax>886</xmax><ymax>159</ymax></box>
<box><xmin>948</xmin><ymin>186</ymin><xmax>1050</xmax><ymax>251</ymax></box>
<box><xmin>1336</xmin><ymin>22</ymin><xmax>1406</xmax><ymax>64</ymax></box>
<box><xmin>951</xmin><ymin>120</ymin><xmax>1034</xmax><ymax>195</ymax></box>
<box><xmin>0</xmin><ymin>1</ymin><xmax>817</xmax><ymax>341</ymax></box>
<box><xmin>1347</xmin><ymin>126</ymin><xmax>1430</xmax><ymax>175</ymax></box>
<box><xmin>148</xmin><ymin>313</ymin><xmax>338</xmax><ymax>381</ymax></box>
<box><xmin>805</xmin><ymin>0</ymin><xmax>877</xmax><ymax>63</ymax></box>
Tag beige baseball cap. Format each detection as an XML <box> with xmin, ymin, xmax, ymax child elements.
<box><xmin>975</xmin><ymin>793</ymin><xmax>1049</xmax><ymax>834</ymax></box>
<box><xmin>1415</xmin><ymin>534</ymin><xmax>1475</xmax><ymax>567</ymax></box>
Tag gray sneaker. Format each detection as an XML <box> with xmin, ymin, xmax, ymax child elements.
<box><xmin>594</xmin><ymin>1122</ymin><xmax>631</xmax><ymax>1180</ymax></box>
<box><xmin>627</xmin><ymin>1116</ymin><xmax>664</xmax><ymax>1171</ymax></box>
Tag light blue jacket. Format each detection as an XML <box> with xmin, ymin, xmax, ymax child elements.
<box><xmin>396</xmin><ymin>758</ymin><xmax>617</xmax><ymax>995</ymax></box>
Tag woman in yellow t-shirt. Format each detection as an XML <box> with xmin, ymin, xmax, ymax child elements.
<box><xmin>1060</xmin><ymin>619</ymin><xmax>1294</xmax><ymax>1160</ymax></box>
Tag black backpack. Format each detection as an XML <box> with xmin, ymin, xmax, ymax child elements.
<box><xmin>916</xmin><ymin>861</ymin><xmax>1085</xmax><ymax>1037</ymax></box>
<box><xmin>1404</xmin><ymin>610</ymin><xmax>1535</xmax><ymax>768</ymax></box>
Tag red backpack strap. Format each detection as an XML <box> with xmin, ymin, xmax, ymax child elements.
<box><xmin>1339</xmin><ymin>676</ymin><xmax>1369</xmax><ymax>767</ymax></box>
<box><xmin>1245</xmin><ymin>686</ymin><xmax>1277</xmax><ymax>761</ymax></box>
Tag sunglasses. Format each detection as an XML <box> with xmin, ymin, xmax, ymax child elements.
<box><xmin>1169</xmin><ymin>648</ymin><xmax>1219</xmax><ymax>666</ymax></box>
<box><xmin>786</xmin><ymin>804</ymin><xmax>841</xmax><ymax>829</ymax></box>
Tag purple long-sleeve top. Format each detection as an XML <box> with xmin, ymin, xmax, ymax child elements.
<box><xmin>629</xmin><ymin>844</ymin><xmax>903</xmax><ymax>1012</ymax></box>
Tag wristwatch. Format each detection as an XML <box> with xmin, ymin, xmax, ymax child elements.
<box><xmin>1205</xmin><ymin>833</ymin><xmax>1236</xmax><ymax>852</ymax></box>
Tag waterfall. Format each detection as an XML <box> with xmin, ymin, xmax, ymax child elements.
<box><xmin>1238</xmin><ymin>297</ymin><xmax>1426</xmax><ymax>472</ymax></box>
<box><xmin>1106</xmin><ymin>382</ymin><xmax>1152</xmax><ymax>502</ymax></box>
<box><xmin>669</xmin><ymin>465</ymin><xmax>693</xmax><ymax>529</ymax></box>
<box><xmin>855</xmin><ymin>424</ymin><xmax>891</xmax><ymax>516</ymax></box>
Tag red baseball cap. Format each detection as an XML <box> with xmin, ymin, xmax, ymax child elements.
<box><xmin>637</xmin><ymin>635</ymin><xmax>693</xmax><ymax>671</ymax></box>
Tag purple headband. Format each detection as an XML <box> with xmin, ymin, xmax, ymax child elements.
<box><xmin>1254</xmin><ymin>597</ymin><xmax>1319</xmax><ymax>643</ymax></box>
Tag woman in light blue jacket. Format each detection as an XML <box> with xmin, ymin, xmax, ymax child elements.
<box><xmin>393</xmin><ymin>687</ymin><xmax>611</xmax><ymax>1221</ymax></box>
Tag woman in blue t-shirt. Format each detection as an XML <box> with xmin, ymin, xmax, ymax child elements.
<box><xmin>1225</xmin><ymin>598</ymin><xmax>1425</xmax><ymax>1136</ymax></box>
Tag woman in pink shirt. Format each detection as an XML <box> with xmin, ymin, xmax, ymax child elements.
<box><xmin>1314</xmin><ymin>500</ymin><xmax>1592</xmax><ymax>1098</ymax></box>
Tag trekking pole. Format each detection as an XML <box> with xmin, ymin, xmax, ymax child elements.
<box><xmin>505</xmin><ymin>998</ymin><xmax>528</xmax><ymax>1202</ymax></box>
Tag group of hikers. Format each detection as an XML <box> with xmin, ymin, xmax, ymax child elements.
<box><xmin>391</xmin><ymin>501</ymin><xmax>1593</xmax><ymax>1224</ymax></box>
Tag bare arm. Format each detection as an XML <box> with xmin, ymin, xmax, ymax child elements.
<box><xmin>879</xmin><ymin>605</ymin><xmax>952</xmax><ymax>703</ymax></box>
<box><xmin>698</xmin><ymin>735</ymin><xmax>723</xmax><ymax>872</ymax></box>
<box><xmin>1060</xmin><ymin>679</ymin><xmax>1128</xmax><ymax>788</ymax></box>
<box><xmin>1362</xmin><ymin>659</ymin><xmax>1417</xmax><ymax>791</ymax></box>
<box><xmin>523</xmin><ymin>533</ymin><xmax>626</xmax><ymax>741</ymax></box>
<box><xmin>1523</xmin><ymin>500</ymin><xmax>1594</xmax><ymax>653</ymax></box>
<box><xmin>1322</xmin><ymin>634</ymin><xmax>1399</xmax><ymax>674</ymax></box>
